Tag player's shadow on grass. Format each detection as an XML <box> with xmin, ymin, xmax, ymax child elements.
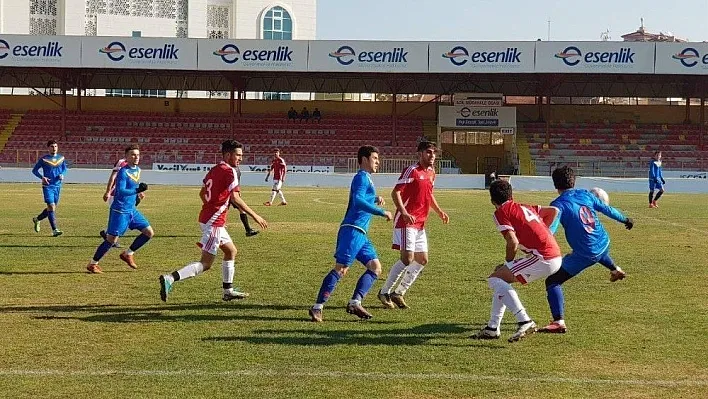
<box><xmin>202</xmin><ymin>323</ymin><xmax>501</xmax><ymax>348</ymax></box>
<box><xmin>2</xmin><ymin>302</ymin><xmax>310</xmax><ymax>314</ymax></box>
<box><xmin>0</xmin><ymin>244</ymin><xmax>95</xmax><ymax>248</ymax></box>
<box><xmin>0</xmin><ymin>271</ymin><xmax>96</xmax><ymax>275</ymax></box>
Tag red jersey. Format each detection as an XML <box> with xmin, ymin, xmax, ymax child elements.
<box><xmin>108</xmin><ymin>158</ymin><xmax>128</xmax><ymax>195</ymax></box>
<box><xmin>270</xmin><ymin>157</ymin><xmax>286</xmax><ymax>181</ymax></box>
<box><xmin>493</xmin><ymin>201</ymin><xmax>561</xmax><ymax>259</ymax></box>
<box><xmin>198</xmin><ymin>162</ymin><xmax>240</xmax><ymax>227</ymax></box>
<box><xmin>393</xmin><ymin>163</ymin><xmax>436</xmax><ymax>229</ymax></box>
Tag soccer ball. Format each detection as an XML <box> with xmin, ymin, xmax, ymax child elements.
<box><xmin>590</xmin><ymin>187</ymin><xmax>609</xmax><ymax>205</ymax></box>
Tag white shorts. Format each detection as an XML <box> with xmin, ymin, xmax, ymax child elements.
<box><xmin>272</xmin><ymin>180</ymin><xmax>283</xmax><ymax>191</ymax></box>
<box><xmin>507</xmin><ymin>255</ymin><xmax>562</xmax><ymax>285</ymax></box>
<box><xmin>392</xmin><ymin>227</ymin><xmax>428</xmax><ymax>253</ymax></box>
<box><xmin>197</xmin><ymin>223</ymin><xmax>233</xmax><ymax>255</ymax></box>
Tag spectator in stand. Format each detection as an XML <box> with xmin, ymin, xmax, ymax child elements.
<box><xmin>287</xmin><ymin>107</ymin><xmax>298</xmax><ymax>122</ymax></box>
<box><xmin>300</xmin><ymin>107</ymin><xmax>310</xmax><ymax>123</ymax></box>
<box><xmin>312</xmin><ymin>108</ymin><xmax>322</xmax><ymax>123</ymax></box>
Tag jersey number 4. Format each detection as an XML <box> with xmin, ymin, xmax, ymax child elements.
<box><xmin>521</xmin><ymin>206</ymin><xmax>542</xmax><ymax>224</ymax></box>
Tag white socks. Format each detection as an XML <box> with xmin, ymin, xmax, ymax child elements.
<box><xmin>222</xmin><ymin>260</ymin><xmax>235</xmax><ymax>287</ymax></box>
<box><xmin>269</xmin><ymin>191</ymin><xmax>277</xmax><ymax>203</ymax></box>
<box><xmin>176</xmin><ymin>261</ymin><xmax>204</xmax><ymax>281</ymax></box>
<box><xmin>487</xmin><ymin>277</ymin><xmax>530</xmax><ymax>324</ymax></box>
<box><xmin>278</xmin><ymin>190</ymin><xmax>286</xmax><ymax>202</ymax></box>
<box><xmin>488</xmin><ymin>291</ymin><xmax>507</xmax><ymax>330</ymax></box>
<box><xmin>381</xmin><ymin>260</ymin><xmax>407</xmax><ymax>294</ymax></box>
<box><xmin>394</xmin><ymin>262</ymin><xmax>425</xmax><ymax>295</ymax></box>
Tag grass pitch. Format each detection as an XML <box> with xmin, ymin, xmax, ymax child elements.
<box><xmin>0</xmin><ymin>183</ymin><xmax>706</xmax><ymax>398</ymax></box>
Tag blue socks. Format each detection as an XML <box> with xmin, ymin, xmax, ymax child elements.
<box><xmin>352</xmin><ymin>269</ymin><xmax>378</xmax><ymax>302</ymax></box>
<box><xmin>92</xmin><ymin>240</ymin><xmax>113</xmax><ymax>263</ymax></box>
<box><xmin>129</xmin><ymin>234</ymin><xmax>151</xmax><ymax>252</ymax></box>
<box><xmin>47</xmin><ymin>211</ymin><xmax>57</xmax><ymax>230</ymax></box>
<box><xmin>37</xmin><ymin>209</ymin><xmax>48</xmax><ymax>221</ymax></box>
<box><xmin>546</xmin><ymin>284</ymin><xmax>565</xmax><ymax>321</ymax></box>
<box><xmin>316</xmin><ymin>270</ymin><xmax>342</xmax><ymax>304</ymax></box>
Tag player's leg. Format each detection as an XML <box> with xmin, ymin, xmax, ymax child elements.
<box><xmin>346</xmin><ymin>240</ymin><xmax>380</xmax><ymax>320</ymax></box>
<box><xmin>47</xmin><ymin>187</ymin><xmax>61</xmax><ymax>236</ymax></box>
<box><xmin>159</xmin><ymin>224</ymin><xmax>218</xmax><ymax>301</ymax></box>
<box><xmin>378</xmin><ymin>228</ymin><xmax>413</xmax><ymax>307</ymax></box>
<box><xmin>276</xmin><ymin>181</ymin><xmax>287</xmax><ymax>205</ymax></box>
<box><xmin>87</xmin><ymin>210</ymin><xmax>126</xmax><ymax>273</ymax></box>
<box><xmin>310</xmin><ymin>227</ymin><xmax>358</xmax><ymax>321</ymax></box>
<box><xmin>33</xmin><ymin>186</ymin><xmax>51</xmax><ymax>232</ymax></box>
<box><xmin>119</xmin><ymin>211</ymin><xmax>153</xmax><ymax>269</ymax></box>
<box><xmin>219</xmin><ymin>232</ymin><xmax>249</xmax><ymax>301</ymax></box>
<box><xmin>597</xmin><ymin>248</ymin><xmax>626</xmax><ymax>282</ymax></box>
<box><xmin>266</xmin><ymin>181</ymin><xmax>279</xmax><ymax>205</ymax></box>
<box><xmin>390</xmin><ymin>229</ymin><xmax>428</xmax><ymax>308</ymax></box>
<box><xmin>648</xmin><ymin>181</ymin><xmax>657</xmax><ymax>207</ymax></box>
<box><xmin>653</xmin><ymin>183</ymin><xmax>664</xmax><ymax>206</ymax></box>
<box><xmin>540</xmin><ymin>253</ymin><xmax>590</xmax><ymax>333</ymax></box>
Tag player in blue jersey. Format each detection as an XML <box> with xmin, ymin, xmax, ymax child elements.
<box><xmin>648</xmin><ymin>150</ymin><xmax>665</xmax><ymax>208</ymax></box>
<box><xmin>309</xmin><ymin>146</ymin><xmax>393</xmax><ymax>322</ymax></box>
<box><xmin>540</xmin><ymin>166</ymin><xmax>634</xmax><ymax>333</ymax></box>
<box><xmin>86</xmin><ymin>144</ymin><xmax>152</xmax><ymax>274</ymax></box>
<box><xmin>32</xmin><ymin>140</ymin><xmax>67</xmax><ymax>237</ymax></box>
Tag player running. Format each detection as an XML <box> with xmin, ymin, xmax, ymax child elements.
<box><xmin>159</xmin><ymin>140</ymin><xmax>267</xmax><ymax>302</ymax></box>
<box><xmin>472</xmin><ymin>179</ymin><xmax>562</xmax><ymax>342</ymax></box>
<box><xmin>648</xmin><ymin>150</ymin><xmax>665</xmax><ymax>208</ymax></box>
<box><xmin>264</xmin><ymin>148</ymin><xmax>287</xmax><ymax>206</ymax></box>
<box><xmin>540</xmin><ymin>166</ymin><xmax>634</xmax><ymax>333</ymax></box>
<box><xmin>87</xmin><ymin>144</ymin><xmax>152</xmax><ymax>273</ymax></box>
<box><xmin>99</xmin><ymin>148</ymin><xmax>144</xmax><ymax>246</ymax></box>
<box><xmin>31</xmin><ymin>140</ymin><xmax>67</xmax><ymax>237</ymax></box>
<box><xmin>378</xmin><ymin>141</ymin><xmax>449</xmax><ymax>309</ymax></box>
<box><xmin>309</xmin><ymin>145</ymin><xmax>392</xmax><ymax>322</ymax></box>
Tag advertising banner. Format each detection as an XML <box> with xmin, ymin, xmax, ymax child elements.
<box><xmin>655</xmin><ymin>43</ymin><xmax>708</xmax><ymax>75</ymax></box>
<box><xmin>307</xmin><ymin>40</ymin><xmax>428</xmax><ymax>73</ymax></box>
<box><xmin>438</xmin><ymin>106</ymin><xmax>517</xmax><ymax>128</ymax></box>
<box><xmin>0</xmin><ymin>35</ymin><xmax>81</xmax><ymax>67</ymax></box>
<box><xmin>429</xmin><ymin>42</ymin><xmax>535</xmax><ymax>73</ymax></box>
<box><xmin>81</xmin><ymin>37</ymin><xmax>198</xmax><ymax>69</ymax></box>
<box><xmin>152</xmin><ymin>163</ymin><xmax>334</xmax><ymax>173</ymax></box>
<box><xmin>198</xmin><ymin>39</ymin><xmax>308</xmax><ymax>71</ymax></box>
<box><xmin>535</xmin><ymin>41</ymin><xmax>655</xmax><ymax>74</ymax></box>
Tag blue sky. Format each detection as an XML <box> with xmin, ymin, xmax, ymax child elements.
<box><xmin>316</xmin><ymin>0</ymin><xmax>707</xmax><ymax>42</ymax></box>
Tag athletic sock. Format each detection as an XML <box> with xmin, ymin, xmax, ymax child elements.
<box><xmin>393</xmin><ymin>262</ymin><xmax>425</xmax><ymax>295</ymax></box>
<box><xmin>36</xmin><ymin>209</ymin><xmax>48</xmax><ymax>221</ymax></box>
<box><xmin>175</xmin><ymin>262</ymin><xmax>205</xmax><ymax>282</ymax></box>
<box><xmin>278</xmin><ymin>190</ymin><xmax>286</xmax><ymax>203</ymax></box>
<box><xmin>546</xmin><ymin>283</ymin><xmax>565</xmax><ymax>321</ymax></box>
<box><xmin>222</xmin><ymin>260</ymin><xmax>235</xmax><ymax>291</ymax></box>
<box><xmin>654</xmin><ymin>190</ymin><xmax>664</xmax><ymax>201</ymax></box>
<box><xmin>380</xmin><ymin>260</ymin><xmax>406</xmax><ymax>294</ymax></box>
<box><xmin>91</xmin><ymin>240</ymin><xmax>113</xmax><ymax>263</ymax></box>
<box><xmin>239</xmin><ymin>213</ymin><xmax>252</xmax><ymax>232</ymax></box>
<box><xmin>128</xmin><ymin>233</ymin><xmax>151</xmax><ymax>253</ymax></box>
<box><xmin>47</xmin><ymin>211</ymin><xmax>57</xmax><ymax>230</ymax></box>
<box><xmin>488</xmin><ymin>290</ymin><xmax>507</xmax><ymax>330</ymax></box>
<box><xmin>488</xmin><ymin>277</ymin><xmax>530</xmax><ymax>323</ymax></box>
<box><xmin>315</xmin><ymin>269</ymin><xmax>342</xmax><ymax>305</ymax></box>
<box><xmin>269</xmin><ymin>191</ymin><xmax>277</xmax><ymax>203</ymax></box>
<box><xmin>351</xmin><ymin>269</ymin><xmax>378</xmax><ymax>302</ymax></box>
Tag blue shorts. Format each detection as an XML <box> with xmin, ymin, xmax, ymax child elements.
<box><xmin>333</xmin><ymin>226</ymin><xmax>378</xmax><ymax>267</ymax></box>
<box><xmin>42</xmin><ymin>185</ymin><xmax>61</xmax><ymax>205</ymax></box>
<box><xmin>649</xmin><ymin>180</ymin><xmax>663</xmax><ymax>191</ymax></box>
<box><xmin>106</xmin><ymin>208</ymin><xmax>150</xmax><ymax>237</ymax></box>
<box><xmin>561</xmin><ymin>247</ymin><xmax>616</xmax><ymax>276</ymax></box>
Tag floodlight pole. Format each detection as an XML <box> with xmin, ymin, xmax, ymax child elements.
<box><xmin>700</xmin><ymin>97</ymin><xmax>705</xmax><ymax>151</ymax></box>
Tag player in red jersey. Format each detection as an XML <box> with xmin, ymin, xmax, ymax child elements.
<box><xmin>378</xmin><ymin>141</ymin><xmax>449</xmax><ymax>309</ymax></box>
<box><xmin>264</xmin><ymin>148</ymin><xmax>287</xmax><ymax>206</ymax></box>
<box><xmin>472</xmin><ymin>179</ymin><xmax>562</xmax><ymax>342</ymax></box>
<box><xmin>159</xmin><ymin>140</ymin><xmax>268</xmax><ymax>302</ymax></box>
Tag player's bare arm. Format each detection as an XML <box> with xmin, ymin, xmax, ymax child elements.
<box><xmin>199</xmin><ymin>185</ymin><xmax>208</xmax><ymax>204</ymax></box>
<box><xmin>376</xmin><ymin>196</ymin><xmax>385</xmax><ymax>206</ymax></box>
<box><xmin>430</xmin><ymin>194</ymin><xmax>449</xmax><ymax>224</ymax></box>
<box><xmin>264</xmin><ymin>167</ymin><xmax>271</xmax><ymax>182</ymax></box>
<box><xmin>103</xmin><ymin>170</ymin><xmax>119</xmax><ymax>201</ymax></box>
<box><xmin>230</xmin><ymin>191</ymin><xmax>268</xmax><ymax>229</ymax></box>
<box><xmin>502</xmin><ymin>230</ymin><xmax>519</xmax><ymax>262</ymax></box>
<box><xmin>537</xmin><ymin>206</ymin><xmax>559</xmax><ymax>227</ymax></box>
<box><xmin>391</xmin><ymin>188</ymin><xmax>416</xmax><ymax>224</ymax></box>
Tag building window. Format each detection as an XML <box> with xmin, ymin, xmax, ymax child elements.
<box><xmin>106</xmin><ymin>89</ymin><xmax>167</xmax><ymax>98</ymax></box>
<box><xmin>262</xmin><ymin>6</ymin><xmax>292</xmax><ymax>40</ymax></box>
<box><xmin>30</xmin><ymin>0</ymin><xmax>58</xmax><ymax>35</ymax></box>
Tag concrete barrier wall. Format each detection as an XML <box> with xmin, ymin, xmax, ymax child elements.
<box><xmin>2</xmin><ymin>168</ymin><xmax>706</xmax><ymax>193</ymax></box>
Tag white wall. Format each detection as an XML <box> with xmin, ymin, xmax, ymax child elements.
<box><xmin>59</xmin><ymin>0</ymin><xmax>85</xmax><ymax>35</ymax></box>
<box><xmin>189</xmin><ymin>0</ymin><xmax>209</xmax><ymax>38</ymax></box>
<box><xmin>96</xmin><ymin>15</ymin><xmax>177</xmax><ymax>38</ymax></box>
<box><xmin>0</xmin><ymin>0</ymin><xmax>30</xmax><ymax>34</ymax></box>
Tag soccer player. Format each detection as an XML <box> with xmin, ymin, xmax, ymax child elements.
<box><xmin>648</xmin><ymin>150</ymin><xmax>665</xmax><ymax>208</ymax></box>
<box><xmin>309</xmin><ymin>145</ymin><xmax>392</xmax><ymax>322</ymax></box>
<box><xmin>229</xmin><ymin>164</ymin><xmax>259</xmax><ymax>237</ymax></box>
<box><xmin>99</xmin><ymin>150</ymin><xmax>143</xmax><ymax>247</ymax></box>
<box><xmin>540</xmin><ymin>166</ymin><xmax>634</xmax><ymax>333</ymax></box>
<box><xmin>378</xmin><ymin>141</ymin><xmax>449</xmax><ymax>309</ymax></box>
<box><xmin>86</xmin><ymin>144</ymin><xmax>151</xmax><ymax>274</ymax></box>
<box><xmin>159</xmin><ymin>140</ymin><xmax>268</xmax><ymax>302</ymax></box>
<box><xmin>264</xmin><ymin>148</ymin><xmax>287</xmax><ymax>206</ymax></box>
<box><xmin>472</xmin><ymin>179</ymin><xmax>562</xmax><ymax>342</ymax></box>
<box><xmin>32</xmin><ymin>140</ymin><xmax>67</xmax><ymax>237</ymax></box>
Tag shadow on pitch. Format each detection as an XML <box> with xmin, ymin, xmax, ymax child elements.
<box><xmin>0</xmin><ymin>270</ymin><xmax>99</xmax><ymax>275</ymax></box>
<box><xmin>0</xmin><ymin>244</ymin><xmax>95</xmax><ymax>248</ymax></box>
<box><xmin>2</xmin><ymin>302</ymin><xmax>309</xmax><ymax>314</ymax></box>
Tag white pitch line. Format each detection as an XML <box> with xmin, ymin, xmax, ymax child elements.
<box><xmin>637</xmin><ymin>215</ymin><xmax>708</xmax><ymax>235</ymax></box>
<box><xmin>312</xmin><ymin>197</ymin><xmax>343</xmax><ymax>206</ymax></box>
<box><xmin>0</xmin><ymin>369</ymin><xmax>705</xmax><ymax>387</ymax></box>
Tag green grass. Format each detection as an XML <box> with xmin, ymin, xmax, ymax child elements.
<box><xmin>0</xmin><ymin>183</ymin><xmax>706</xmax><ymax>398</ymax></box>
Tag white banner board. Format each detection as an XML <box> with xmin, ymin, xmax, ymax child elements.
<box><xmin>152</xmin><ymin>163</ymin><xmax>334</xmax><ymax>173</ymax></box>
<box><xmin>535</xmin><ymin>42</ymin><xmax>655</xmax><ymax>74</ymax></box>
<box><xmin>307</xmin><ymin>40</ymin><xmax>428</xmax><ymax>73</ymax></box>
<box><xmin>0</xmin><ymin>35</ymin><xmax>81</xmax><ymax>67</ymax></box>
<box><xmin>198</xmin><ymin>39</ymin><xmax>308</xmax><ymax>71</ymax></box>
<box><xmin>655</xmin><ymin>43</ymin><xmax>708</xmax><ymax>75</ymax></box>
<box><xmin>438</xmin><ymin>106</ymin><xmax>517</xmax><ymax>128</ymax></box>
<box><xmin>429</xmin><ymin>42</ymin><xmax>535</xmax><ymax>73</ymax></box>
<box><xmin>81</xmin><ymin>37</ymin><xmax>198</xmax><ymax>69</ymax></box>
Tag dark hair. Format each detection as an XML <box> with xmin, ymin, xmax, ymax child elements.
<box><xmin>47</xmin><ymin>140</ymin><xmax>57</xmax><ymax>147</ymax></box>
<box><xmin>124</xmin><ymin>143</ymin><xmax>140</xmax><ymax>153</ymax></box>
<box><xmin>417</xmin><ymin>141</ymin><xmax>437</xmax><ymax>152</ymax></box>
<box><xmin>552</xmin><ymin>166</ymin><xmax>576</xmax><ymax>190</ymax></box>
<box><xmin>654</xmin><ymin>150</ymin><xmax>662</xmax><ymax>156</ymax></box>
<box><xmin>221</xmin><ymin>140</ymin><xmax>242</xmax><ymax>154</ymax></box>
<box><xmin>274</xmin><ymin>148</ymin><xmax>281</xmax><ymax>153</ymax></box>
<box><xmin>489</xmin><ymin>179</ymin><xmax>513</xmax><ymax>205</ymax></box>
<box><xmin>357</xmin><ymin>145</ymin><xmax>379</xmax><ymax>164</ymax></box>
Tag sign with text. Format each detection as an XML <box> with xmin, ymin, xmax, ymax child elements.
<box><xmin>81</xmin><ymin>37</ymin><xmax>198</xmax><ymax>69</ymax></box>
<box><xmin>429</xmin><ymin>42</ymin><xmax>535</xmax><ymax>73</ymax></box>
<box><xmin>0</xmin><ymin>35</ymin><xmax>81</xmax><ymax>67</ymax></box>
<box><xmin>438</xmin><ymin>106</ymin><xmax>517</xmax><ymax>128</ymax></box>
<box><xmin>655</xmin><ymin>43</ymin><xmax>708</xmax><ymax>75</ymax></box>
<box><xmin>152</xmin><ymin>163</ymin><xmax>334</xmax><ymax>173</ymax></box>
<box><xmin>535</xmin><ymin>41</ymin><xmax>655</xmax><ymax>74</ymax></box>
<box><xmin>308</xmin><ymin>40</ymin><xmax>428</xmax><ymax>73</ymax></box>
<box><xmin>198</xmin><ymin>39</ymin><xmax>308</xmax><ymax>71</ymax></box>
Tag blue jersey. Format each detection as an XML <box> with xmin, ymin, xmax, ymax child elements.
<box><xmin>111</xmin><ymin>165</ymin><xmax>141</xmax><ymax>213</ymax></box>
<box><xmin>649</xmin><ymin>160</ymin><xmax>663</xmax><ymax>183</ymax></box>
<box><xmin>32</xmin><ymin>154</ymin><xmax>67</xmax><ymax>186</ymax></box>
<box><xmin>340</xmin><ymin>170</ymin><xmax>386</xmax><ymax>233</ymax></box>
<box><xmin>550</xmin><ymin>189</ymin><xmax>628</xmax><ymax>260</ymax></box>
